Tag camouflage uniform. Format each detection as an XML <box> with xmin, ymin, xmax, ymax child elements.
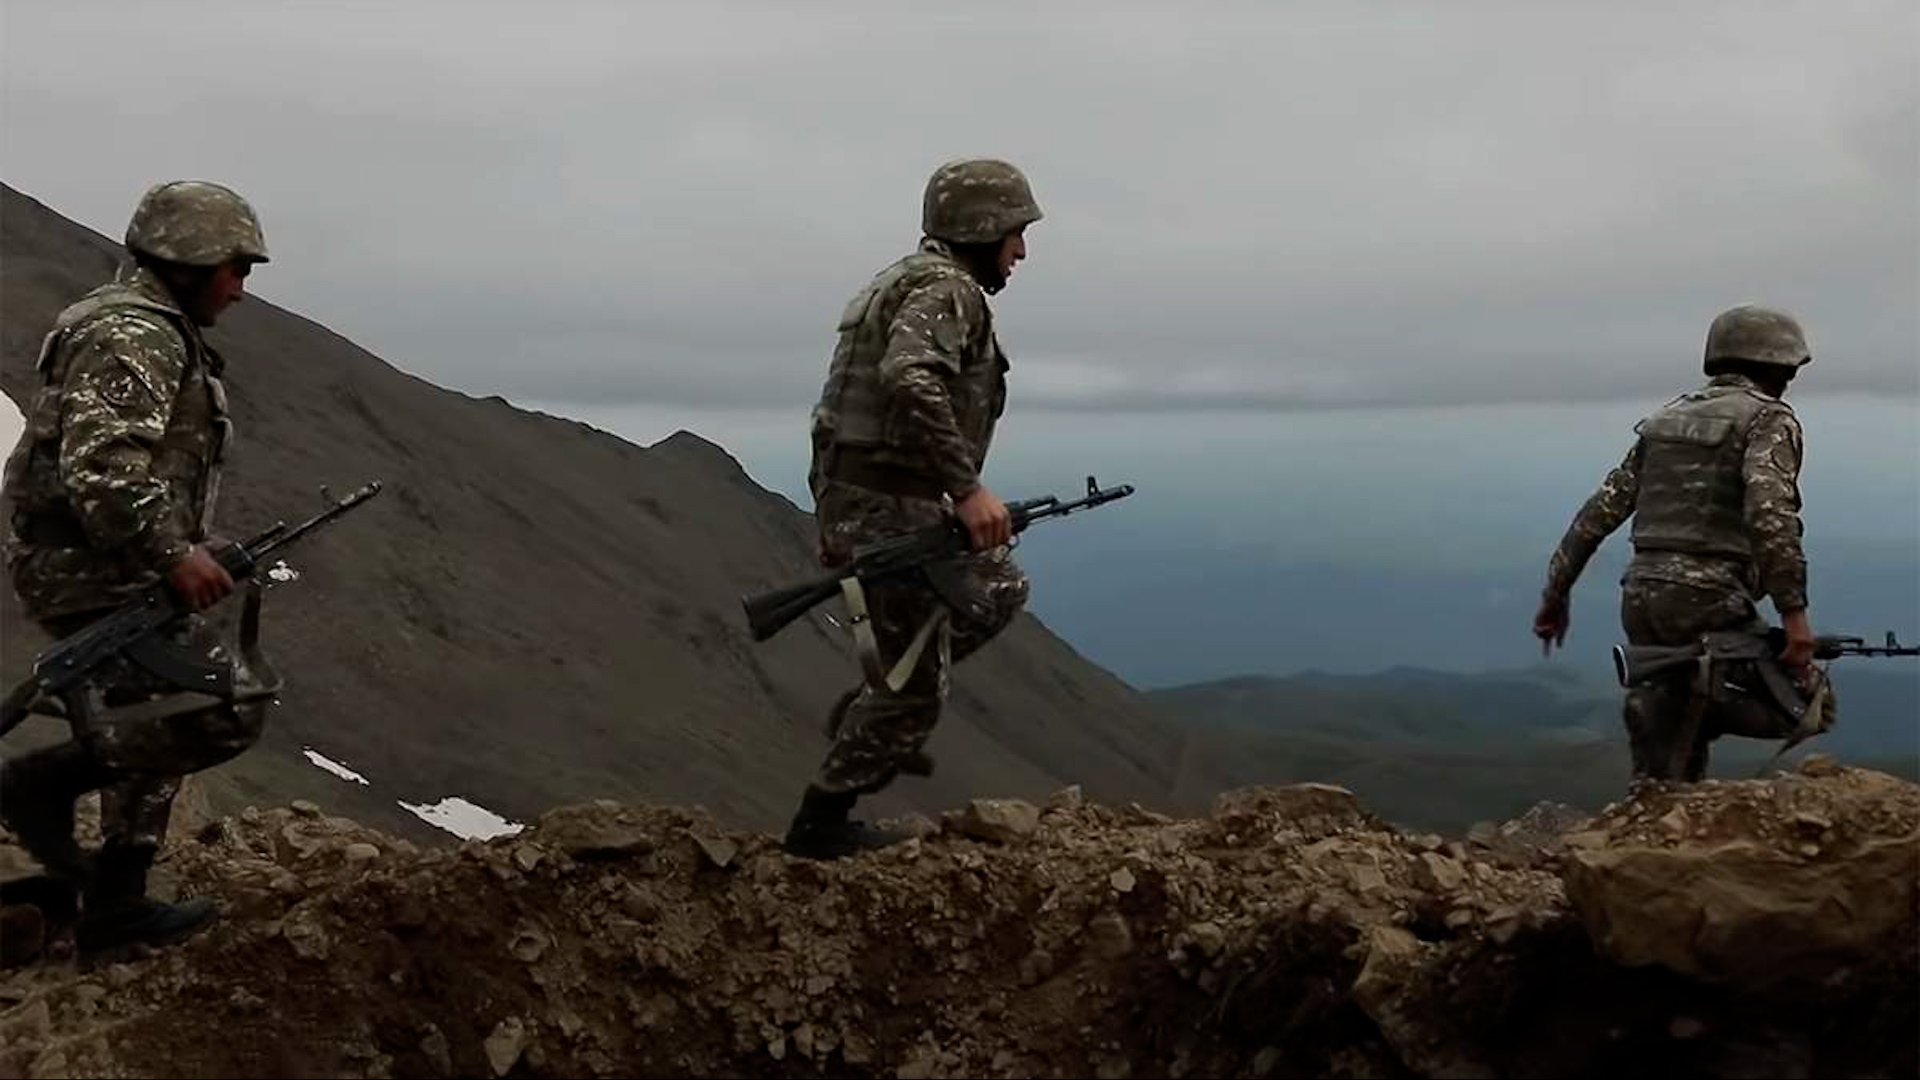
<box><xmin>1542</xmin><ymin>305</ymin><xmax>1818</xmax><ymax>780</ymax></box>
<box><xmin>0</xmin><ymin>180</ymin><xmax>270</xmax><ymax>949</ymax></box>
<box><xmin>810</xmin><ymin>482</ymin><xmax>1031</xmax><ymax>793</ymax></box>
<box><xmin>785</xmin><ymin>159</ymin><xmax>1042</xmax><ymax>856</ymax></box>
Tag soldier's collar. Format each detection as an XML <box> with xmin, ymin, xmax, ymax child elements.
<box><xmin>1706</xmin><ymin>372</ymin><xmax>1765</xmax><ymax>393</ymax></box>
<box><xmin>915</xmin><ymin>236</ymin><xmax>1003</xmax><ymax>292</ymax></box>
<box><xmin>118</xmin><ymin>264</ymin><xmax>216</xmax><ymax>362</ymax></box>
<box><xmin>117</xmin><ymin>265</ymin><xmax>187</xmax><ymax>313</ymax></box>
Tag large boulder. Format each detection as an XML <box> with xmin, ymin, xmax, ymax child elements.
<box><xmin>1562</xmin><ymin>762</ymin><xmax>1920</xmax><ymax>990</ymax></box>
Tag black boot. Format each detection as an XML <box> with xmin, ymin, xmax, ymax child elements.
<box><xmin>0</xmin><ymin>742</ymin><xmax>112</xmax><ymax>885</ymax></box>
<box><xmin>76</xmin><ymin>842</ymin><xmax>216</xmax><ymax>956</ymax></box>
<box><xmin>781</xmin><ymin>786</ymin><xmax>912</xmax><ymax>861</ymax></box>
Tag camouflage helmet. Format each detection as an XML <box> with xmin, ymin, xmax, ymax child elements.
<box><xmin>124</xmin><ymin>180</ymin><xmax>270</xmax><ymax>266</ymax></box>
<box><xmin>921</xmin><ymin>158</ymin><xmax>1043</xmax><ymax>244</ymax></box>
<box><xmin>1703</xmin><ymin>304</ymin><xmax>1810</xmax><ymax>371</ymax></box>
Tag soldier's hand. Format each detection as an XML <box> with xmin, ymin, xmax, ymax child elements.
<box><xmin>167</xmin><ymin>545</ymin><xmax>235</xmax><ymax>610</ymax></box>
<box><xmin>956</xmin><ymin>486</ymin><xmax>1013</xmax><ymax>551</ymax></box>
<box><xmin>1780</xmin><ymin>609</ymin><xmax>1816</xmax><ymax>677</ymax></box>
<box><xmin>1533</xmin><ymin>593</ymin><xmax>1570</xmax><ymax>656</ymax></box>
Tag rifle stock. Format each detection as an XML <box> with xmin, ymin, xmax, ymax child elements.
<box><xmin>1611</xmin><ymin>642</ymin><xmax>1705</xmax><ymax>688</ymax></box>
<box><xmin>744</xmin><ymin>575</ymin><xmax>847</xmax><ymax>642</ymax></box>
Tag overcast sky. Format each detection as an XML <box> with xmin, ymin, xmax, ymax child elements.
<box><xmin>4</xmin><ymin>0</ymin><xmax>1915</xmax><ymax>414</ymax></box>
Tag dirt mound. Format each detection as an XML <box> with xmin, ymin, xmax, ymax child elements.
<box><xmin>3</xmin><ymin>764</ymin><xmax>1915</xmax><ymax>1079</ymax></box>
<box><xmin>1565</xmin><ymin>759</ymin><xmax>1920</xmax><ymax>991</ymax></box>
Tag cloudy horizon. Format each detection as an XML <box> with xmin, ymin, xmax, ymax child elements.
<box><xmin>4</xmin><ymin>0</ymin><xmax>1915</xmax><ymax>416</ymax></box>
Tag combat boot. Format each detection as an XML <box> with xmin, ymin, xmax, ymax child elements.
<box><xmin>75</xmin><ymin>842</ymin><xmax>216</xmax><ymax>956</ymax></box>
<box><xmin>0</xmin><ymin>741</ymin><xmax>111</xmax><ymax>885</ymax></box>
<box><xmin>781</xmin><ymin>786</ymin><xmax>912</xmax><ymax>860</ymax></box>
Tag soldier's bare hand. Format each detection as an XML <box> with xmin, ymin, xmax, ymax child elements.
<box><xmin>956</xmin><ymin>486</ymin><xmax>1013</xmax><ymax>551</ymax></box>
<box><xmin>1779</xmin><ymin>609</ymin><xmax>1816</xmax><ymax>677</ymax></box>
<box><xmin>1533</xmin><ymin>593</ymin><xmax>1570</xmax><ymax>656</ymax></box>
<box><xmin>167</xmin><ymin>545</ymin><xmax>234</xmax><ymax>610</ymax></box>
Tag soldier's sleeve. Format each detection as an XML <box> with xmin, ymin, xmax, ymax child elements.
<box><xmin>1743</xmin><ymin>405</ymin><xmax>1808</xmax><ymax>613</ymax></box>
<box><xmin>55</xmin><ymin>313</ymin><xmax>193</xmax><ymax>569</ymax></box>
<box><xmin>1543</xmin><ymin>442</ymin><xmax>1643</xmax><ymax>598</ymax></box>
<box><xmin>876</xmin><ymin>278</ymin><xmax>986</xmax><ymax>498</ymax></box>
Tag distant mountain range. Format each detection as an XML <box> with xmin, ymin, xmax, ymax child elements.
<box><xmin>1015</xmin><ymin>538</ymin><xmax>1920</xmax><ymax>690</ymax></box>
<box><xmin>1150</xmin><ymin>663</ymin><xmax>1918</xmax><ymax>831</ymax></box>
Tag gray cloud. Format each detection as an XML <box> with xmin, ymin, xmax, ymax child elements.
<box><xmin>4</xmin><ymin>0</ymin><xmax>1914</xmax><ymax>410</ymax></box>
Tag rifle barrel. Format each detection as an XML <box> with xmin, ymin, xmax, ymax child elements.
<box><xmin>252</xmin><ymin>481</ymin><xmax>383</xmax><ymax>560</ymax></box>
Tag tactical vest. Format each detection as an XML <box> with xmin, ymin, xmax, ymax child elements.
<box><xmin>1629</xmin><ymin>383</ymin><xmax>1775</xmax><ymax>561</ymax></box>
<box><xmin>810</xmin><ymin>246</ymin><xmax>1006</xmax><ymax>470</ymax></box>
<box><xmin>3</xmin><ymin>278</ymin><xmax>230</xmax><ymax>615</ymax></box>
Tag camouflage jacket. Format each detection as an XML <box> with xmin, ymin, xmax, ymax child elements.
<box><xmin>808</xmin><ymin>238</ymin><xmax>1008</xmax><ymax>502</ymax></box>
<box><xmin>1</xmin><ymin>266</ymin><xmax>232</xmax><ymax>620</ymax></box>
<box><xmin>1543</xmin><ymin>373</ymin><xmax>1807</xmax><ymax>613</ymax></box>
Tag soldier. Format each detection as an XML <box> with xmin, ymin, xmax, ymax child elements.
<box><xmin>782</xmin><ymin>158</ymin><xmax>1043</xmax><ymax>859</ymax></box>
<box><xmin>0</xmin><ymin>180</ymin><xmax>275</xmax><ymax>953</ymax></box>
<box><xmin>1533</xmin><ymin>304</ymin><xmax>1821</xmax><ymax>782</ymax></box>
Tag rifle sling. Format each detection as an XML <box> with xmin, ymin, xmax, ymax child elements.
<box><xmin>5</xmin><ymin>582</ymin><xmax>284</xmax><ymax>734</ymax></box>
<box><xmin>838</xmin><ymin>576</ymin><xmax>948</xmax><ymax>693</ymax></box>
<box><xmin>1646</xmin><ymin>632</ymin><xmax>1838</xmax><ymax>779</ymax></box>
<box><xmin>1752</xmin><ymin>667</ymin><xmax>1835</xmax><ymax>778</ymax></box>
<box><xmin>1666</xmin><ymin>649</ymin><xmax>1713</xmax><ymax>780</ymax></box>
<box><xmin>87</xmin><ymin>689</ymin><xmax>234</xmax><ymax>728</ymax></box>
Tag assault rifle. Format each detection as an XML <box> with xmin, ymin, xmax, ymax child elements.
<box><xmin>0</xmin><ymin>480</ymin><xmax>383</xmax><ymax>737</ymax></box>
<box><xmin>1613</xmin><ymin>628</ymin><xmax>1918</xmax><ymax>688</ymax></box>
<box><xmin>742</xmin><ymin>475</ymin><xmax>1135</xmax><ymax>642</ymax></box>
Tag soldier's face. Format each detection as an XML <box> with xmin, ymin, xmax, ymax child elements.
<box><xmin>187</xmin><ymin>259</ymin><xmax>253</xmax><ymax>326</ymax></box>
<box><xmin>997</xmin><ymin>228</ymin><xmax>1027</xmax><ymax>282</ymax></box>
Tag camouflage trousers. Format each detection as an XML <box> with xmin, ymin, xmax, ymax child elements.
<box><xmin>39</xmin><ymin>610</ymin><xmax>269</xmax><ymax>848</ymax></box>
<box><xmin>810</xmin><ymin>481</ymin><xmax>1030</xmax><ymax>796</ymax></box>
<box><xmin>1619</xmin><ymin>576</ymin><xmax>1800</xmax><ymax>782</ymax></box>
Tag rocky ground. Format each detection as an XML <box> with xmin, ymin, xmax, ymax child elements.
<box><xmin>1</xmin><ymin>759</ymin><xmax>1914</xmax><ymax>1079</ymax></box>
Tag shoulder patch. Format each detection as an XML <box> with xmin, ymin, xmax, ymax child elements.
<box><xmin>98</xmin><ymin>366</ymin><xmax>156</xmax><ymax>409</ymax></box>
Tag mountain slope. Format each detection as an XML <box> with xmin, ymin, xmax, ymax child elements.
<box><xmin>0</xmin><ymin>183</ymin><xmax>1184</xmax><ymax>838</ymax></box>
